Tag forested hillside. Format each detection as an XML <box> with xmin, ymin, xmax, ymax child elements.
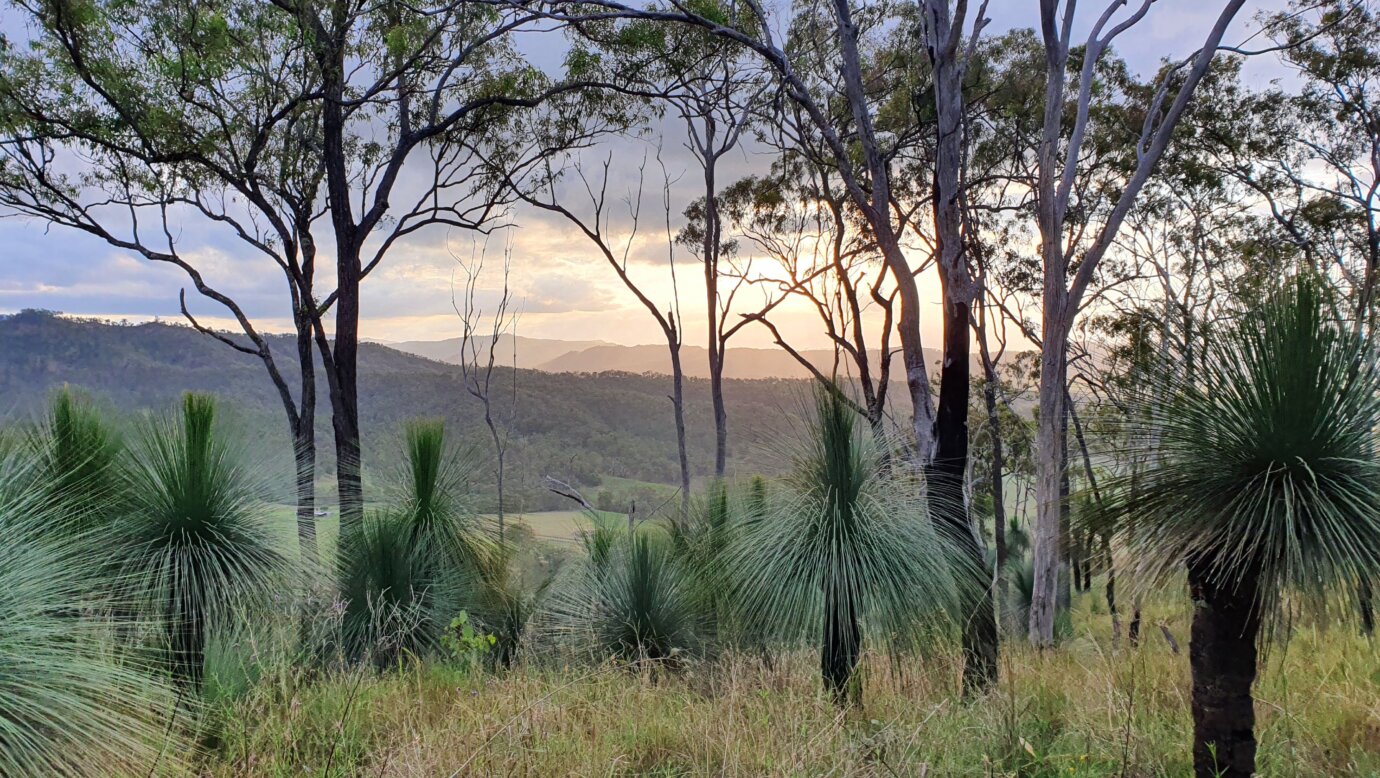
<box><xmin>0</xmin><ymin>310</ymin><xmax>805</xmax><ymax>509</ymax></box>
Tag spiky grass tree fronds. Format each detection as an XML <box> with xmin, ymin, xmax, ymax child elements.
<box><xmin>30</xmin><ymin>387</ymin><xmax>123</xmax><ymax>533</ymax></box>
<box><xmin>469</xmin><ymin>540</ymin><xmax>554</xmax><ymax>669</ymax></box>
<box><xmin>340</xmin><ymin>420</ymin><xmax>488</xmax><ymax>663</ymax></box>
<box><xmin>119</xmin><ymin>393</ymin><xmax>287</xmax><ymax>693</ymax></box>
<box><xmin>1089</xmin><ymin>277</ymin><xmax>1380</xmax><ymax>778</ymax></box>
<box><xmin>541</xmin><ymin>517</ymin><xmax>702</xmax><ymax>665</ymax></box>
<box><xmin>0</xmin><ymin>453</ymin><xmax>184</xmax><ymax>775</ymax></box>
<box><xmin>339</xmin><ymin>512</ymin><xmax>461</xmax><ymax>664</ymax></box>
<box><xmin>593</xmin><ymin>532</ymin><xmax>699</xmax><ymax>663</ymax></box>
<box><xmin>667</xmin><ymin>481</ymin><xmax>737</xmax><ymax>647</ymax></box>
<box><xmin>392</xmin><ymin>419</ymin><xmax>489</xmax><ymax>575</ymax></box>
<box><xmin>731</xmin><ymin>389</ymin><xmax>968</xmax><ymax>705</ymax></box>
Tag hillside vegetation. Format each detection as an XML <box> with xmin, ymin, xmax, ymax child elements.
<box><xmin>0</xmin><ymin>310</ymin><xmax>810</xmax><ymax>509</ymax></box>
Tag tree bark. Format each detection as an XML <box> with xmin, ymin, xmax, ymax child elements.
<box><xmin>930</xmin><ymin>294</ymin><xmax>997</xmax><ymax>693</ymax></box>
<box><xmin>330</xmin><ymin>309</ymin><xmax>364</xmax><ymax>540</ymax></box>
<box><xmin>978</xmin><ymin>311</ymin><xmax>1009</xmax><ymax>623</ymax></box>
<box><xmin>311</xmin><ymin>9</ymin><xmax>365</xmax><ymax>542</ymax></box>
<box><xmin>1360</xmin><ymin>576</ymin><xmax>1375</xmax><ymax>637</ymax></box>
<box><xmin>1058</xmin><ymin>398</ymin><xmax>1072</xmax><ymax>610</ymax></box>
<box><xmin>1104</xmin><ymin>535</ymin><xmax>1119</xmax><ymax>646</ymax></box>
<box><xmin>1029</xmin><ymin>313</ymin><xmax>1068</xmax><ymax>646</ymax></box>
<box><xmin>293</xmin><ymin>424</ymin><xmax>318</xmax><ymax>564</ymax></box>
<box><xmin>1188</xmin><ymin>560</ymin><xmax>1261</xmax><ymax>778</ymax></box>
<box><xmin>704</xmin><ymin>160</ymin><xmax>729</xmax><ymax>480</ymax></box>
<box><xmin>829</xmin><ymin>0</ymin><xmax>936</xmax><ymax>461</ymax></box>
<box><xmin>669</xmin><ymin>343</ymin><xmax>691</xmax><ymax>519</ymax></box>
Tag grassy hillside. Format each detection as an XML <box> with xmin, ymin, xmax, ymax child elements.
<box><xmin>0</xmin><ymin>310</ymin><xmax>810</xmax><ymax>510</ymax></box>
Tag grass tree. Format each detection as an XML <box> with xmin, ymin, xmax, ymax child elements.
<box><xmin>119</xmin><ymin>393</ymin><xmax>286</xmax><ymax>693</ymax></box>
<box><xmin>543</xmin><ymin>515</ymin><xmax>702</xmax><ymax>664</ymax></box>
<box><xmin>30</xmin><ymin>388</ymin><xmax>122</xmax><ymax>532</ymax></box>
<box><xmin>731</xmin><ymin>390</ymin><xmax>969</xmax><ymax>705</ymax></box>
<box><xmin>0</xmin><ymin>445</ymin><xmax>181</xmax><ymax>775</ymax></box>
<box><xmin>340</xmin><ymin>420</ymin><xmax>487</xmax><ymax>662</ymax></box>
<box><xmin>1092</xmin><ymin>278</ymin><xmax>1380</xmax><ymax>777</ymax></box>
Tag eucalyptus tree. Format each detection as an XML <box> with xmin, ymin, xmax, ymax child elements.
<box><xmin>454</xmin><ymin>237</ymin><xmax>520</xmax><ymax>541</ymax></box>
<box><xmin>0</xmin><ymin>0</ymin><xmax>329</xmax><ymax>560</ymax></box>
<box><xmin>1259</xmin><ymin>0</ymin><xmax>1380</xmax><ymax>329</ymax></box>
<box><xmin>492</xmin><ymin>137</ymin><xmax>696</xmax><ymax>514</ymax></box>
<box><xmin>643</xmin><ymin>20</ymin><xmax>767</xmax><ymax>479</ymax></box>
<box><xmin>1090</xmin><ymin>277</ymin><xmax>1380</xmax><ymax>777</ymax></box>
<box><xmin>719</xmin><ymin>156</ymin><xmax>897</xmax><ymax>435</ymax></box>
<box><xmin>1024</xmin><ymin>0</ymin><xmax>1248</xmax><ymax>647</ymax></box>
<box><xmin>1</xmin><ymin>0</ymin><xmax>611</xmax><ymax>542</ymax></box>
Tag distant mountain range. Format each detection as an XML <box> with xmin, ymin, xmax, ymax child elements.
<box><xmin>385</xmin><ymin>334</ymin><xmax>951</xmax><ymax>380</ymax></box>
<box><xmin>1</xmin><ymin>311</ymin><xmax>822</xmax><ymax>511</ymax></box>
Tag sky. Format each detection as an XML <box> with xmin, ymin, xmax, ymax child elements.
<box><xmin>0</xmin><ymin>0</ymin><xmax>1284</xmax><ymax>351</ymax></box>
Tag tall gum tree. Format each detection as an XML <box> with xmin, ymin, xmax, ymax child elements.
<box><xmin>0</xmin><ymin>0</ymin><xmax>327</xmax><ymax>561</ymax></box>
<box><xmin>1026</xmin><ymin>0</ymin><xmax>1247</xmax><ymax>647</ymax></box>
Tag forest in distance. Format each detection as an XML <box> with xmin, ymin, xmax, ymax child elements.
<box><xmin>1</xmin><ymin>0</ymin><xmax>1379</xmax><ymax>775</ymax></box>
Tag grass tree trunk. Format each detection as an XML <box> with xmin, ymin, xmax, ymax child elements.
<box><xmin>170</xmin><ymin>583</ymin><xmax>206</xmax><ymax>694</ymax></box>
<box><xmin>1360</xmin><ymin>576</ymin><xmax>1375</xmax><ymax>637</ymax></box>
<box><xmin>1187</xmin><ymin>560</ymin><xmax>1261</xmax><ymax>778</ymax></box>
<box><xmin>822</xmin><ymin>586</ymin><xmax>862</xmax><ymax>706</ymax></box>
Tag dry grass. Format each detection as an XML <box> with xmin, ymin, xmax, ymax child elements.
<box><xmin>204</xmin><ymin>594</ymin><xmax>1380</xmax><ymax>777</ymax></box>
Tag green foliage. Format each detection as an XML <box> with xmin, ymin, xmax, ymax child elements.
<box><xmin>440</xmin><ymin>611</ymin><xmax>496</xmax><ymax>673</ymax></box>
<box><xmin>0</xmin><ymin>452</ymin><xmax>182</xmax><ymax>775</ymax></box>
<box><xmin>1091</xmin><ymin>276</ymin><xmax>1380</xmax><ymax>624</ymax></box>
<box><xmin>117</xmin><ymin>393</ymin><xmax>287</xmax><ymax>691</ymax></box>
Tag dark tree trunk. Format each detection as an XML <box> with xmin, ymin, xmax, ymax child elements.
<box><xmin>169</xmin><ymin>587</ymin><xmax>205</xmax><ymax>694</ymax></box>
<box><xmin>1359</xmin><ymin>576</ymin><xmax>1375</xmax><ymax>637</ymax></box>
<box><xmin>1056</xmin><ymin>401</ymin><xmax>1072</xmax><ymax>615</ymax></box>
<box><xmin>702</xmin><ymin>160</ymin><xmax>729</xmax><ymax>480</ymax></box>
<box><xmin>668</xmin><ymin>343</ymin><xmax>691</xmax><ymax>519</ymax></box>
<box><xmin>292</xmin><ymin>303</ymin><xmax>319</xmax><ymax>564</ymax></box>
<box><xmin>1076</xmin><ymin>535</ymin><xmax>1087</xmax><ymax>590</ymax></box>
<box><xmin>977</xmin><ymin>304</ymin><xmax>1009</xmax><ymax>623</ymax></box>
<box><xmin>1188</xmin><ymin>560</ymin><xmax>1261</xmax><ymax>778</ymax></box>
<box><xmin>329</xmin><ymin>251</ymin><xmax>363</xmax><ymax>540</ymax></box>
<box><xmin>930</xmin><ymin>294</ymin><xmax>998</xmax><ymax>694</ymax></box>
<box><xmin>1104</xmin><ymin>535</ymin><xmax>1119</xmax><ymax>645</ymax></box>
<box><xmin>315</xmin><ymin>21</ymin><xmax>364</xmax><ymax>542</ymax></box>
<box><xmin>293</xmin><ymin>425</ymin><xmax>318</xmax><ymax>564</ymax></box>
<box><xmin>822</xmin><ymin>585</ymin><xmax>862</xmax><ymax>706</ymax></box>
